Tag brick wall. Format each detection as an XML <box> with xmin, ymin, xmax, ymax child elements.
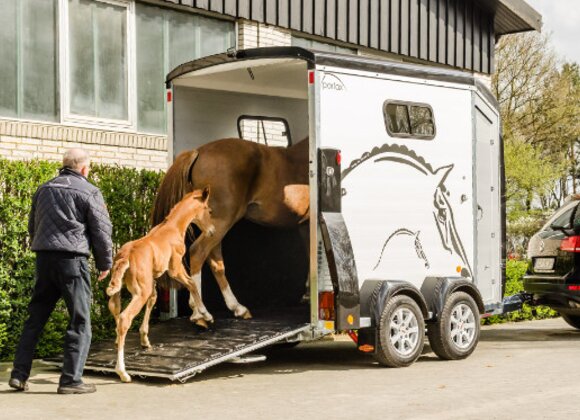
<box><xmin>238</xmin><ymin>19</ymin><xmax>291</xmax><ymax>49</ymax></box>
<box><xmin>0</xmin><ymin>119</ymin><xmax>168</xmax><ymax>171</ymax></box>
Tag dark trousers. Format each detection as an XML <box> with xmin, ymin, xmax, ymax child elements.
<box><xmin>11</xmin><ymin>252</ymin><xmax>92</xmax><ymax>386</ymax></box>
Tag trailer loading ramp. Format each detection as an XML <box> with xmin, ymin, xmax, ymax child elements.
<box><xmin>44</xmin><ymin>316</ymin><xmax>310</xmax><ymax>382</ymax></box>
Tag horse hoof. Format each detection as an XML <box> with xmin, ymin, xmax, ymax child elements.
<box><xmin>117</xmin><ymin>371</ymin><xmax>132</xmax><ymax>383</ymax></box>
<box><xmin>195</xmin><ymin>319</ymin><xmax>209</xmax><ymax>329</ymax></box>
<box><xmin>234</xmin><ymin>304</ymin><xmax>252</xmax><ymax>319</ymax></box>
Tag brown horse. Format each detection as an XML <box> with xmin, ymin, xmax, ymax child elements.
<box><xmin>152</xmin><ymin>137</ymin><xmax>309</xmax><ymax>323</ymax></box>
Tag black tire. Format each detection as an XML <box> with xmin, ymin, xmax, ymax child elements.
<box><xmin>427</xmin><ymin>291</ymin><xmax>480</xmax><ymax>360</ymax></box>
<box><xmin>374</xmin><ymin>294</ymin><xmax>425</xmax><ymax>367</ymax></box>
<box><xmin>561</xmin><ymin>314</ymin><xmax>580</xmax><ymax>330</ymax></box>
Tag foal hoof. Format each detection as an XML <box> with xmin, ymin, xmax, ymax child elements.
<box><xmin>116</xmin><ymin>370</ymin><xmax>132</xmax><ymax>383</ymax></box>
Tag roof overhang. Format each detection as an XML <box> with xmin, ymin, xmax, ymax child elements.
<box><xmin>482</xmin><ymin>0</ymin><xmax>543</xmax><ymax>35</ymax></box>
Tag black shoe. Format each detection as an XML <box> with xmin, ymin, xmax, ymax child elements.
<box><xmin>57</xmin><ymin>383</ymin><xmax>96</xmax><ymax>395</ymax></box>
<box><xmin>8</xmin><ymin>377</ymin><xmax>29</xmax><ymax>392</ymax></box>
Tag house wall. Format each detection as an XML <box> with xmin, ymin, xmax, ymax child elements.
<box><xmin>0</xmin><ymin>1</ymin><xmax>507</xmax><ymax>170</ymax></box>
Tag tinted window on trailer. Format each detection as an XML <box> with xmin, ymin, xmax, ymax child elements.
<box><xmin>237</xmin><ymin>116</ymin><xmax>291</xmax><ymax>148</ymax></box>
<box><xmin>384</xmin><ymin>101</ymin><xmax>435</xmax><ymax>139</ymax></box>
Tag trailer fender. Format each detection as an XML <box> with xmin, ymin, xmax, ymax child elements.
<box><xmin>360</xmin><ymin>280</ymin><xmax>429</xmax><ymax>326</ymax></box>
<box><xmin>420</xmin><ymin>277</ymin><xmax>485</xmax><ymax>323</ymax></box>
<box><xmin>357</xmin><ymin>280</ymin><xmax>429</xmax><ymax>353</ymax></box>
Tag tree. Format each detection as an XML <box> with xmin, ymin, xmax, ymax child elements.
<box><xmin>493</xmin><ymin>32</ymin><xmax>580</xmax><ymax>255</ymax></box>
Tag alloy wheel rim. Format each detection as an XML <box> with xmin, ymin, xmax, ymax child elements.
<box><xmin>389</xmin><ymin>307</ymin><xmax>420</xmax><ymax>356</ymax></box>
<box><xmin>449</xmin><ymin>303</ymin><xmax>476</xmax><ymax>349</ymax></box>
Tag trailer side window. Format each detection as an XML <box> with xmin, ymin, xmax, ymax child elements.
<box><xmin>237</xmin><ymin>116</ymin><xmax>291</xmax><ymax>147</ymax></box>
<box><xmin>384</xmin><ymin>101</ymin><xmax>435</xmax><ymax>140</ymax></box>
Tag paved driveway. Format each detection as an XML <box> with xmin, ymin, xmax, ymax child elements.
<box><xmin>1</xmin><ymin>318</ymin><xmax>579</xmax><ymax>420</ymax></box>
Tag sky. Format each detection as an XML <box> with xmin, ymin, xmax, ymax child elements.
<box><xmin>526</xmin><ymin>0</ymin><xmax>580</xmax><ymax>64</ymax></box>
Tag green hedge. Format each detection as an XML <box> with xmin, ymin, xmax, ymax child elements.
<box><xmin>0</xmin><ymin>159</ymin><xmax>163</xmax><ymax>360</ymax></box>
<box><xmin>482</xmin><ymin>259</ymin><xmax>558</xmax><ymax>324</ymax></box>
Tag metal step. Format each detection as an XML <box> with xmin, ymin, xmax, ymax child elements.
<box><xmin>43</xmin><ymin>316</ymin><xmax>310</xmax><ymax>383</ymax></box>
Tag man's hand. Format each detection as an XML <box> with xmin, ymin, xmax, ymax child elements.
<box><xmin>98</xmin><ymin>270</ymin><xmax>110</xmax><ymax>281</ymax></box>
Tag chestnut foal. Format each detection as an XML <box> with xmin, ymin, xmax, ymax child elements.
<box><xmin>106</xmin><ymin>187</ymin><xmax>215</xmax><ymax>383</ymax></box>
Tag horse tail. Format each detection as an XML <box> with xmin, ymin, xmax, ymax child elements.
<box><xmin>106</xmin><ymin>257</ymin><xmax>130</xmax><ymax>297</ymax></box>
<box><xmin>151</xmin><ymin>149</ymin><xmax>199</xmax><ymax>226</ymax></box>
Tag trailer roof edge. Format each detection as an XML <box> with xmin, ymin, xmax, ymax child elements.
<box><xmin>166</xmin><ymin>47</ymin><xmax>499</xmax><ymax>109</ymax></box>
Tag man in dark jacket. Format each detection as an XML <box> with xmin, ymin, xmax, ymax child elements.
<box><xmin>9</xmin><ymin>148</ymin><xmax>113</xmax><ymax>394</ymax></box>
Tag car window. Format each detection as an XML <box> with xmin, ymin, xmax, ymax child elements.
<box><xmin>542</xmin><ymin>201</ymin><xmax>579</xmax><ymax>232</ymax></box>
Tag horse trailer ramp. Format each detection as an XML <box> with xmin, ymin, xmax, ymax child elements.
<box><xmin>44</xmin><ymin>317</ymin><xmax>310</xmax><ymax>382</ymax></box>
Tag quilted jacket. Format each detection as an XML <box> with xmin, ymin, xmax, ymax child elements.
<box><xmin>28</xmin><ymin>167</ymin><xmax>113</xmax><ymax>271</ymax></box>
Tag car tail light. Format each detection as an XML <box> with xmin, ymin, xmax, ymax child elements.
<box><xmin>568</xmin><ymin>285</ymin><xmax>580</xmax><ymax>291</ymax></box>
<box><xmin>318</xmin><ymin>291</ymin><xmax>335</xmax><ymax>320</ymax></box>
<box><xmin>560</xmin><ymin>236</ymin><xmax>580</xmax><ymax>253</ymax></box>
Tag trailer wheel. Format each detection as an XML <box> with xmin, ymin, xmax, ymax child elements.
<box><xmin>427</xmin><ymin>292</ymin><xmax>480</xmax><ymax>360</ymax></box>
<box><xmin>561</xmin><ymin>314</ymin><xmax>580</xmax><ymax>330</ymax></box>
<box><xmin>374</xmin><ymin>294</ymin><xmax>425</xmax><ymax>367</ymax></box>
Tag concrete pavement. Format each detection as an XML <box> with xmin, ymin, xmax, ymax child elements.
<box><xmin>1</xmin><ymin>317</ymin><xmax>579</xmax><ymax>420</ymax></box>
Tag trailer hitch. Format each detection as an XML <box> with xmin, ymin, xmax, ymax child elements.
<box><xmin>501</xmin><ymin>292</ymin><xmax>534</xmax><ymax>314</ymax></box>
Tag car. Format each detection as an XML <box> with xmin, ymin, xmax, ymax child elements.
<box><xmin>525</xmin><ymin>195</ymin><xmax>580</xmax><ymax>329</ymax></box>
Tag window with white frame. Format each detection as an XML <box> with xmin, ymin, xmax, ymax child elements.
<box><xmin>64</xmin><ymin>0</ymin><xmax>133</xmax><ymax>127</ymax></box>
<box><xmin>136</xmin><ymin>3</ymin><xmax>235</xmax><ymax>134</ymax></box>
<box><xmin>0</xmin><ymin>0</ymin><xmax>58</xmax><ymax>121</ymax></box>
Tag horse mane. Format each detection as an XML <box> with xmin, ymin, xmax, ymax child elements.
<box><xmin>341</xmin><ymin>143</ymin><xmax>436</xmax><ymax>180</ymax></box>
<box><xmin>151</xmin><ymin>150</ymin><xmax>199</xmax><ymax>226</ymax></box>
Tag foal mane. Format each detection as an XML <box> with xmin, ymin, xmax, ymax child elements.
<box><xmin>151</xmin><ymin>149</ymin><xmax>199</xmax><ymax>227</ymax></box>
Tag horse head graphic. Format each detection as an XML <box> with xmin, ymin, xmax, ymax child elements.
<box><xmin>341</xmin><ymin>144</ymin><xmax>472</xmax><ymax>284</ymax></box>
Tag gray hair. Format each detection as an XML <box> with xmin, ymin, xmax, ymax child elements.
<box><xmin>63</xmin><ymin>148</ymin><xmax>90</xmax><ymax>170</ymax></box>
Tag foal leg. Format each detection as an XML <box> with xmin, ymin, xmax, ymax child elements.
<box><xmin>169</xmin><ymin>252</ymin><xmax>214</xmax><ymax>328</ymax></box>
<box><xmin>115</xmin><ymin>284</ymin><xmax>150</xmax><ymax>383</ymax></box>
<box><xmin>208</xmin><ymin>245</ymin><xmax>251</xmax><ymax>319</ymax></box>
<box><xmin>108</xmin><ymin>292</ymin><xmax>122</xmax><ymax>346</ymax></box>
<box><xmin>139</xmin><ymin>285</ymin><xmax>157</xmax><ymax>349</ymax></box>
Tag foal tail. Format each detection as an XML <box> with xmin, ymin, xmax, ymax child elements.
<box><xmin>151</xmin><ymin>149</ymin><xmax>199</xmax><ymax>226</ymax></box>
<box><xmin>106</xmin><ymin>257</ymin><xmax>130</xmax><ymax>297</ymax></box>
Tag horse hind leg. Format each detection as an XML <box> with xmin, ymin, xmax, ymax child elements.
<box><xmin>186</xmin><ymin>231</ymin><xmax>224</xmax><ymax>325</ymax></box>
<box><xmin>139</xmin><ymin>286</ymin><xmax>157</xmax><ymax>349</ymax></box>
<box><xmin>187</xmin><ymin>275</ymin><xmax>204</xmax><ymax>324</ymax></box>
<box><xmin>209</xmin><ymin>245</ymin><xmax>251</xmax><ymax>319</ymax></box>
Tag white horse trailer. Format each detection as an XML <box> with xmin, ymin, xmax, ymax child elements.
<box><xmin>62</xmin><ymin>47</ymin><xmax>507</xmax><ymax>381</ymax></box>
